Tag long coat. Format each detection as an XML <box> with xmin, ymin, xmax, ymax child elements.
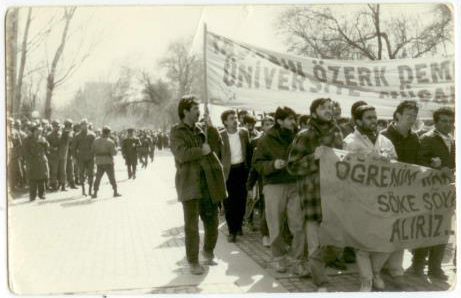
<box><xmin>219</xmin><ymin>128</ymin><xmax>251</xmax><ymax>181</ymax></box>
<box><xmin>23</xmin><ymin>135</ymin><xmax>50</xmax><ymax>180</ymax></box>
<box><xmin>170</xmin><ymin>121</ymin><xmax>226</xmax><ymax>203</ymax></box>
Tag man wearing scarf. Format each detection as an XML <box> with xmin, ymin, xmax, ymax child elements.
<box><xmin>253</xmin><ymin>106</ymin><xmax>309</xmax><ymax>277</ymax></box>
<box><xmin>288</xmin><ymin>98</ymin><xmax>343</xmax><ymax>290</ymax></box>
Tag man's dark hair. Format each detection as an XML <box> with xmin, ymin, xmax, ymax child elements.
<box><xmin>393</xmin><ymin>100</ymin><xmax>419</xmax><ymax>121</ymax></box>
<box><xmin>433</xmin><ymin>106</ymin><xmax>454</xmax><ymax>123</ymax></box>
<box><xmin>221</xmin><ymin>109</ymin><xmax>236</xmax><ymax>125</ymax></box>
<box><xmin>350</xmin><ymin>100</ymin><xmax>368</xmax><ymax>119</ymax></box>
<box><xmin>237</xmin><ymin>110</ymin><xmax>248</xmax><ymax>120</ymax></box>
<box><xmin>178</xmin><ymin>95</ymin><xmax>200</xmax><ymax>120</ymax></box>
<box><xmin>298</xmin><ymin>114</ymin><xmax>310</xmax><ymax>126</ymax></box>
<box><xmin>274</xmin><ymin>106</ymin><xmax>296</xmax><ymax>125</ymax></box>
<box><xmin>243</xmin><ymin>114</ymin><xmax>256</xmax><ymax>125</ymax></box>
<box><xmin>261</xmin><ymin>116</ymin><xmax>274</xmax><ymax>126</ymax></box>
<box><xmin>309</xmin><ymin>98</ymin><xmax>332</xmax><ymax>116</ymax></box>
<box><xmin>353</xmin><ymin>105</ymin><xmax>376</xmax><ymax>122</ymax></box>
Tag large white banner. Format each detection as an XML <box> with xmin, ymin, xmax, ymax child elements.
<box><xmin>206</xmin><ymin>31</ymin><xmax>454</xmax><ymax>118</ymax></box>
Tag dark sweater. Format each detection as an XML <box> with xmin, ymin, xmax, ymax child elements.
<box><xmin>381</xmin><ymin>123</ymin><xmax>420</xmax><ymax>164</ymax></box>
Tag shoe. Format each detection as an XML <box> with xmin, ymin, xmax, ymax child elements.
<box><xmin>359</xmin><ymin>280</ymin><xmax>373</xmax><ymax>292</ymax></box>
<box><xmin>70</xmin><ymin>184</ymin><xmax>78</xmax><ymax>189</ymax></box>
<box><xmin>428</xmin><ymin>269</ymin><xmax>449</xmax><ymax>281</ymax></box>
<box><xmin>91</xmin><ymin>193</ymin><xmax>97</xmax><ymax>199</ymax></box>
<box><xmin>292</xmin><ymin>263</ymin><xmax>310</xmax><ymax>277</ymax></box>
<box><xmin>372</xmin><ymin>275</ymin><xmax>385</xmax><ymax>291</ymax></box>
<box><xmin>391</xmin><ymin>275</ymin><xmax>406</xmax><ymax>290</ymax></box>
<box><xmin>342</xmin><ymin>248</ymin><xmax>356</xmax><ymax>263</ymax></box>
<box><xmin>274</xmin><ymin>258</ymin><xmax>287</xmax><ymax>273</ymax></box>
<box><xmin>29</xmin><ymin>198</ymin><xmax>36</xmax><ymax>202</ymax></box>
<box><xmin>201</xmin><ymin>250</ymin><xmax>218</xmax><ymax>266</ymax></box>
<box><xmin>237</xmin><ymin>228</ymin><xmax>243</xmax><ymax>236</ymax></box>
<box><xmin>39</xmin><ymin>196</ymin><xmax>46</xmax><ymax>200</ymax></box>
<box><xmin>189</xmin><ymin>263</ymin><xmax>204</xmax><ymax>275</ymax></box>
<box><xmin>114</xmin><ymin>192</ymin><xmax>122</xmax><ymax>197</ymax></box>
<box><xmin>227</xmin><ymin>234</ymin><xmax>236</xmax><ymax>243</ymax></box>
<box><xmin>326</xmin><ymin>258</ymin><xmax>347</xmax><ymax>271</ymax></box>
<box><xmin>262</xmin><ymin>236</ymin><xmax>270</xmax><ymax>247</ymax></box>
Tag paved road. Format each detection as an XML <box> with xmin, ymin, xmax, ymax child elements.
<box><xmin>7</xmin><ymin>150</ymin><xmax>457</xmax><ymax>294</ymax></box>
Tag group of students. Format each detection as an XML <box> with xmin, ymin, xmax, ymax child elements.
<box><xmin>170</xmin><ymin>95</ymin><xmax>455</xmax><ymax>292</ymax></box>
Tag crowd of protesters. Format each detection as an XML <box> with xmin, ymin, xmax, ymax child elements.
<box><xmin>8</xmin><ymin>116</ymin><xmax>170</xmax><ymax>200</ymax></box>
<box><xmin>170</xmin><ymin>95</ymin><xmax>455</xmax><ymax>292</ymax></box>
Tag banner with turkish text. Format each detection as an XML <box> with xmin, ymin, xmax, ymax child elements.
<box><xmin>206</xmin><ymin>31</ymin><xmax>454</xmax><ymax>118</ymax></box>
<box><xmin>318</xmin><ymin>147</ymin><xmax>455</xmax><ymax>252</ymax></box>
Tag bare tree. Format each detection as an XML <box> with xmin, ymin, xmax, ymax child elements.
<box><xmin>44</xmin><ymin>7</ymin><xmax>94</xmax><ymax>119</ymax></box>
<box><xmin>14</xmin><ymin>8</ymin><xmax>33</xmax><ymax>114</ymax></box>
<box><xmin>159</xmin><ymin>37</ymin><xmax>201</xmax><ymax>97</ymax></box>
<box><xmin>6</xmin><ymin>8</ymin><xmax>18</xmax><ymax>115</ymax></box>
<box><xmin>277</xmin><ymin>4</ymin><xmax>453</xmax><ymax>60</ymax></box>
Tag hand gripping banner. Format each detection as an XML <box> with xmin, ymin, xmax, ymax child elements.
<box><xmin>318</xmin><ymin>147</ymin><xmax>455</xmax><ymax>253</ymax></box>
<box><xmin>206</xmin><ymin>31</ymin><xmax>454</xmax><ymax>118</ymax></box>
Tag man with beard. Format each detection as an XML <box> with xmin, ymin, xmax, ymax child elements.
<box><xmin>343</xmin><ymin>105</ymin><xmax>397</xmax><ymax>291</ymax></box>
<box><xmin>219</xmin><ymin>110</ymin><xmax>251</xmax><ymax>243</ymax></box>
<box><xmin>287</xmin><ymin>98</ymin><xmax>343</xmax><ymax>289</ymax></box>
<box><xmin>381</xmin><ymin>100</ymin><xmax>420</xmax><ymax>289</ymax></box>
<box><xmin>254</xmin><ymin>106</ymin><xmax>309</xmax><ymax>277</ymax></box>
<box><xmin>170</xmin><ymin>95</ymin><xmax>225</xmax><ymax>275</ymax></box>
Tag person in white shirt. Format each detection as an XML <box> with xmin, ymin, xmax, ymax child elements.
<box><xmin>343</xmin><ymin>105</ymin><xmax>397</xmax><ymax>292</ymax></box>
<box><xmin>219</xmin><ymin>110</ymin><xmax>251</xmax><ymax>243</ymax></box>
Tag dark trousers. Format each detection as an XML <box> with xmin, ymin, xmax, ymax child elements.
<box><xmin>9</xmin><ymin>158</ymin><xmax>23</xmax><ymax>190</ymax></box>
<box><xmin>126</xmin><ymin>159</ymin><xmax>137</xmax><ymax>178</ymax></box>
<box><xmin>29</xmin><ymin>179</ymin><xmax>46</xmax><ymax>200</ymax></box>
<box><xmin>140</xmin><ymin>154</ymin><xmax>148</xmax><ymax>168</ymax></box>
<box><xmin>66</xmin><ymin>156</ymin><xmax>75</xmax><ymax>185</ymax></box>
<box><xmin>149</xmin><ymin>148</ymin><xmax>155</xmax><ymax>161</ymax></box>
<box><xmin>94</xmin><ymin>164</ymin><xmax>117</xmax><ymax>193</ymax></box>
<box><xmin>224</xmin><ymin>163</ymin><xmax>248</xmax><ymax>236</ymax></box>
<box><xmin>413</xmin><ymin>244</ymin><xmax>447</xmax><ymax>272</ymax></box>
<box><xmin>78</xmin><ymin>158</ymin><xmax>94</xmax><ymax>186</ymax></box>
<box><xmin>182</xmin><ymin>195</ymin><xmax>219</xmax><ymax>264</ymax></box>
<box><xmin>50</xmin><ymin>158</ymin><xmax>67</xmax><ymax>186</ymax></box>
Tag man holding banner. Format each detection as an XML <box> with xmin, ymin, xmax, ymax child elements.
<box><xmin>411</xmin><ymin>106</ymin><xmax>455</xmax><ymax>281</ymax></box>
<box><xmin>343</xmin><ymin>105</ymin><xmax>397</xmax><ymax>291</ymax></box>
<box><xmin>287</xmin><ymin>98</ymin><xmax>343</xmax><ymax>288</ymax></box>
<box><xmin>381</xmin><ymin>100</ymin><xmax>421</xmax><ymax>288</ymax></box>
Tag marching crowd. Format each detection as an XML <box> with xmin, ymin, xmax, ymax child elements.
<box><xmin>8</xmin><ymin>117</ymin><xmax>170</xmax><ymax>200</ymax></box>
<box><xmin>170</xmin><ymin>95</ymin><xmax>455</xmax><ymax>292</ymax></box>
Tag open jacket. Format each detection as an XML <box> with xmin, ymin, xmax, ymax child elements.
<box><xmin>218</xmin><ymin>128</ymin><xmax>251</xmax><ymax>181</ymax></box>
<box><xmin>170</xmin><ymin>121</ymin><xmax>226</xmax><ymax>203</ymax></box>
<box><xmin>417</xmin><ymin>128</ymin><xmax>455</xmax><ymax>169</ymax></box>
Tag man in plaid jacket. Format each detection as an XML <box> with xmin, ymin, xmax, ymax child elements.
<box><xmin>287</xmin><ymin>98</ymin><xmax>343</xmax><ymax>289</ymax></box>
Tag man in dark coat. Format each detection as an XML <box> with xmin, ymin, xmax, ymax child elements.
<box><xmin>64</xmin><ymin>119</ymin><xmax>78</xmax><ymax>189</ymax></box>
<box><xmin>253</xmin><ymin>106</ymin><xmax>309</xmax><ymax>277</ymax></box>
<box><xmin>218</xmin><ymin>110</ymin><xmax>251</xmax><ymax>243</ymax></box>
<box><xmin>412</xmin><ymin>106</ymin><xmax>455</xmax><ymax>281</ymax></box>
<box><xmin>381</xmin><ymin>100</ymin><xmax>420</xmax><ymax>289</ymax></box>
<box><xmin>170</xmin><ymin>95</ymin><xmax>225</xmax><ymax>276</ymax></box>
<box><xmin>72</xmin><ymin>119</ymin><xmax>96</xmax><ymax>196</ymax></box>
<box><xmin>23</xmin><ymin>123</ymin><xmax>50</xmax><ymax>201</ymax></box>
<box><xmin>122</xmin><ymin>128</ymin><xmax>141</xmax><ymax>179</ymax></box>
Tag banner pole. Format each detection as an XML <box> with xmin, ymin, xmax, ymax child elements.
<box><xmin>203</xmin><ymin>22</ymin><xmax>209</xmax><ymax>142</ymax></box>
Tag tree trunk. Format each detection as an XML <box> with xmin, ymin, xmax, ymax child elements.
<box><xmin>44</xmin><ymin>7</ymin><xmax>75</xmax><ymax>119</ymax></box>
<box><xmin>14</xmin><ymin>8</ymin><xmax>32</xmax><ymax>116</ymax></box>
<box><xmin>6</xmin><ymin>8</ymin><xmax>18</xmax><ymax>116</ymax></box>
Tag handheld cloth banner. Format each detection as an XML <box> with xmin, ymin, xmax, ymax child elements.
<box><xmin>206</xmin><ymin>31</ymin><xmax>454</xmax><ymax>118</ymax></box>
<box><xmin>318</xmin><ymin>147</ymin><xmax>455</xmax><ymax>253</ymax></box>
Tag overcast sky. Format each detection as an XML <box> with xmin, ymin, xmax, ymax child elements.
<box><xmin>14</xmin><ymin>3</ymin><xmax>443</xmax><ymax>108</ymax></box>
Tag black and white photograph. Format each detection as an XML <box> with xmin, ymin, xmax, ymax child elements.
<box><xmin>2</xmin><ymin>1</ymin><xmax>458</xmax><ymax>296</ymax></box>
